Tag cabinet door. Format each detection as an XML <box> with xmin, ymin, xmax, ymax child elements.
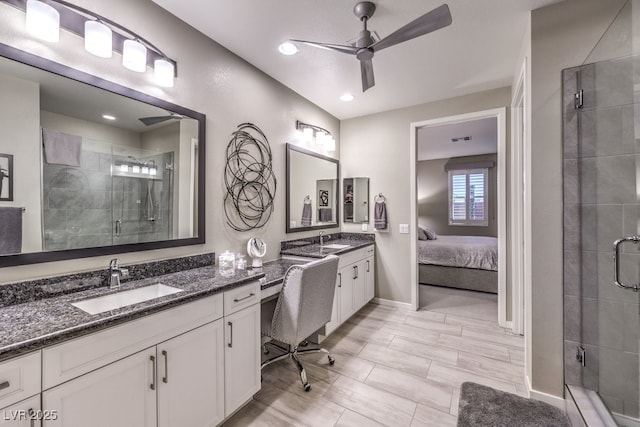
<box><xmin>157</xmin><ymin>319</ymin><xmax>225</xmax><ymax>427</ymax></box>
<box><xmin>224</xmin><ymin>303</ymin><xmax>261</xmax><ymax>417</ymax></box>
<box><xmin>338</xmin><ymin>264</ymin><xmax>354</xmax><ymax>321</ymax></box>
<box><xmin>352</xmin><ymin>262</ymin><xmax>366</xmax><ymax>311</ymax></box>
<box><xmin>364</xmin><ymin>255</ymin><xmax>375</xmax><ymax>302</ymax></box>
<box><xmin>323</xmin><ymin>273</ymin><xmax>341</xmax><ymax>336</ymax></box>
<box><xmin>1</xmin><ymin>395</ymin><xmax>40</xmax><ymax>427</ymax></box>
<box><xmin>43</xmin><ymin>349</ymin><xmax>156</xmax><ymax>427</ymax></box>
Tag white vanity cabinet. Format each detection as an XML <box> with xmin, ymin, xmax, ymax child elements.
<box><xmin>0</xmin><ymin>396</ymin><xmax>42</xmax><ymax>427</ymax></box>
<box><xmin>314</xmin><ymin>244</ymin><xmax>375</xmax><ymax>341</ymax></box>
<box><xmin>0</xmin><ymin>352</ymin><xmax>40</xmax><ymax>412</ymax></box>
<box><xmin>39</xmin><ymin>281</ymin><xmax>261</xmax><ymax>427</ymax></box>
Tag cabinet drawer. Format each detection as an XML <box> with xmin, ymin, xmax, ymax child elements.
<box><xmin>224</xmin><ymin>282</ymin><xmax>260</xmax><ymax>316</ymax></box>
<box><xmin>0</xmin><ymin>352</ymin><xmax>40</xmax><ymax>410</ymax></box>
<box><xmin>43</xmin><ymin>293</ymin><xmax>223</xmax><ymax>390</ymax></box>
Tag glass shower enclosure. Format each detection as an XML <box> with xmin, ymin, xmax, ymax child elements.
<box><xmin>563</xmin><ymin>1</ymin><xmax>640</xmax><ymax>424</ymax></box>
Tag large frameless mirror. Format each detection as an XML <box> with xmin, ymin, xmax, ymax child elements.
<box><xmin>286</xmin><ymin>143</ymin><xmax>339</xmax><ymax>233</ymax></box>
<box><xmin>0</xmin><ymin>43</ymin><xmax>205</xmax><ymax>267</ymax></box>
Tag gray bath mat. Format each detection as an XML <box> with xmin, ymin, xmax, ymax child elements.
<box><xmin>457</xmin><ymin>382</ymin><xmax>570</xmax><ymax>427</ymax></box>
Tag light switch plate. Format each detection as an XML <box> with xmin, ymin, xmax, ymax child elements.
<box><xmin>362</xmin><ymin>223</ymin><xmax>368</xmax><ymax>232</ymax></box>
<box><xmin>399</xmin><ymin>224</ymin><xmax>409</xmax><ymax>234</ymax></box>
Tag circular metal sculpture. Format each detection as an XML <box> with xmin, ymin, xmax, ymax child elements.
<box><xmin>224</xmin><ymin>123</ymin><xmax>277</xmax><ymax>231</ymax></box>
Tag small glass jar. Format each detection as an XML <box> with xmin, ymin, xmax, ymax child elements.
<box><xmin>235</xmin><ymin>254</ymin><xmax>247</xmax><ymax>270</ymax></box>
<box><xmin>218</xmin><ymin>250</ymin><xmax>235</xmax><ymax>277</ymax></box>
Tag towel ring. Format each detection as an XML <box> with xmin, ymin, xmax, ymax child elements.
<box><xmin>304</xmin><ymin>195</ymin><xmax>311</xmax><ymax>203</ymax></box>
<box><xmin>374</xmin><ymin>193</ymin><xmax>386</xmax><ymax>203</ymax></box>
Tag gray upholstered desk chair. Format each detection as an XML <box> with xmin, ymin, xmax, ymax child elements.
<box><xmin>261</xmin><ymin>254</ymin><xmax>340</xmax><ymax>391</ymax></box>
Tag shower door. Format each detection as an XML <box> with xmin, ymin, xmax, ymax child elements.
<box><xmin>563</xmin><ymin>52</ymin><xmax>640</xmax><ymax>424</ymax></box>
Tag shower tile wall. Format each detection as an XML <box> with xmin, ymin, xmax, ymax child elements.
<box><xmin>43</xmin><ymin>150</ymin><xmax>173</xmax><ymax>250</ymax></box>
<box><xmin>563</xmin><ymin>57</ymin><xmax>640</xmax><ymax>419</ymax></box>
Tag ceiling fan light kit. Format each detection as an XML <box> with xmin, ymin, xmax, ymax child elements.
<box><xmin>290</xmin><ymin>2</ymin><xmax>452</xmax><ymax>92</ymax></box>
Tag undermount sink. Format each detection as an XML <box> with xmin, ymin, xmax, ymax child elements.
<box><xmin>321</xmin><ymin>243</ymin><xmax>351</xmax><ymax>250</ymax></box>
<box><xmin>71</xmin><ymin>283</ymin><xmax>184</xmax><ymax>315</ymax></box>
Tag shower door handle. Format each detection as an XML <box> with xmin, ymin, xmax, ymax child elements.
<box><xmin>613</xmin><ymin>236</ymin><xmax>640</xmax><ymax>291</ymax></box>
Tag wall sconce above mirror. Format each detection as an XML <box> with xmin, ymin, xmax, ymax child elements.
<box><xmin>2</xmin><ymin>0</ymin><xmax>177</xmax><ymax>87</ymax></box>
<box><xmin>343</xmin><ymin>177</ymin><xmax>369</xmax><ymax>223</ymax></box>
<box><xmin>286</xmin><ymin>144</ymin><xmax>339</xmax><ymax>233</ymax></box>
<box><xmin>295</xmin><ymin>120</ymin><xmax>336</xmax><ymax>151</ymax></box>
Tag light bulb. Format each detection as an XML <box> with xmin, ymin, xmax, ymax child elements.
<box><xmin>302</xmin><ymin>127</ymin><xmax>313</xmax><ymax>143</ymax></box>
<box><xmin>122</xmin><ymin>39</ymin><xmax>147</xmax><ymax>72</ymax></box>
<box><xmin>154</xmin><ymin>58</ymin><xmax>174</xmax><ymax>87</ymax></box>
<box><xmin>26</xmin><ymin>0</ymin><xmax>60</xmax><ymax>42</ymax></box>
<box><xmin>85</xmin><ymin>21</ymin><xmax>112</xmax><ymax>58</ymax></box>
<box><xmin>325</xmin><ymin>136</ymin><xmax>336</xmax><ymax>151</ymax></box>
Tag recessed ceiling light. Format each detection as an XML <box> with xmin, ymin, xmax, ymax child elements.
<box><xmin>340</xmin><ymin>93</ymin><xmax>354</xmax><ymax>102</ymax></box>
<box><xmin>278</xmin><ymin>41</ymin><xmax>299</xmax><ymax>56</ymax></box>
<box><xmin>102</xmin><ymin>114</ymin><xmax>116</xmax><ymax>121</ymax></box>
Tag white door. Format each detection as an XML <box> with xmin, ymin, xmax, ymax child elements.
<box><xmin>0</xmin><ymin>396</ymin><xmax>40</xmax><ymax>427</ymax></box>
<box><xmin>224</xmin><ymin>303</ymin><xmax>261</xmax><ymax>417</ymax></box>
<box><xmin>157</xmin><ymin>319</ymin><xmax>225</xmax><ymax>427</ymax></box>
<box><xmin>43</xmin><ymin>348</ymin><xmax>156</xmax><ymax>427</ymax></box>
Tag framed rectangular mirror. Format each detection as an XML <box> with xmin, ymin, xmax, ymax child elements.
<box><xmin>0</xmin><ymin>43</ymin><xmax>206</xmax><ymax>267</ymax></box>
<box><xmin>286</xmin><ymin>143</ymin><xmax>339</xmax><ymax>233</ymax></box>
<box><xmin>343</xmin><ymin>177</ymin><xmax>369</xmax><ymax>223</ymax></box>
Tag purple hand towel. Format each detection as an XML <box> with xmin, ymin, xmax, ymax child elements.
<box><xmin>374</xmin><ymin>201</ymin><xmax>387</xmax><ymax>229</ymax></box>
<box><xmin>0</xmin><ymin>207</ymin><xmax>22</xmax><ymax>255</ymax></box>
<box><xmin>42</xmin><ymin>129</ymin><xmax>82</xmax><ymax>167</ymax></box>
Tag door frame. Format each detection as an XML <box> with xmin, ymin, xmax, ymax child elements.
<box><xmin>409</xmin><ymin>107</ymin><xmax>509</xmax><ymax>328</ymax></box>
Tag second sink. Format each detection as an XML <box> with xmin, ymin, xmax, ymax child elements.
<box><xmin>321</xmin><ymin>243</ymin><xmax>351</xmax><ymax>250</ymax></box>
<box><xmin>71</xmin><ymin>283</ymin><xmax>184</xmax><ymax>315</ymax></box>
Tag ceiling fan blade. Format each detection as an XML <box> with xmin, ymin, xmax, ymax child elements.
<box><xmin>290</xmin><ymin>39</ymin><xmax>359</xmax><ymax>55</ymax></box>
<box><xmin>139</xmin><ymin>116</ymin><xmax>175</xmax><ymax>126</ymax></box>
<box><xmin>372</xmin><ymin>4</ymin><xmax>452</xmax><ymax>52</ymax></box>
<box><xmin>360</xmin><ymin>58</ymin><xmax>375</xmax><ymax>92</ymax></box>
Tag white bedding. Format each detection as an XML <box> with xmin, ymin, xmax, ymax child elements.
<box><xmin>418</xmin><ymin>235</ymin><xmax>498</xmax><ymax>271</ymax></box>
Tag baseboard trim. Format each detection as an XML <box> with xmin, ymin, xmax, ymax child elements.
<box><xmin>528</xmin><ymin>384</ymin><xmax>565</xmax><ymax>409</ymax></box>
<box><xmin>372</xmin><ymin>297</ymin><xmax>412</xmax><ymax>310</ymax></box>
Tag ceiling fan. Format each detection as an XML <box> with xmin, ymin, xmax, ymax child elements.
<box><xmin>291</xmin><ymin>2</ymin><xmax>452</xmax><ymax>92</ymax></box>
<box><xmin>138</xmin><ymin>113</ymin><xmax>184</xmax><ymax>126</ymax></box>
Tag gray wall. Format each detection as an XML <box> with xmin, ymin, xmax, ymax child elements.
<box><xmin>0</xmin><ymin>0</ymin><xmax>339</xmax><ymax>283</ymax></box>
<box><xmin>340</xmin><ymin>87</ymin><xmax>510</xmax><ymax>304</ymax></box>
<box><xmin>417</xmin><ymin>154</ymin><xmax>498</xmax><ymax>237</ymax></box>
<box><xmin>529</xmin><ymin>0</ymin><xmax>627</xmax><ymax>398</ymax></box>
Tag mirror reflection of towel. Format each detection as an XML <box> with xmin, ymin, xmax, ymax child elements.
<box><xmin>0</xmin><ymin>207</ymin><xmax>22</xmax><ymax>255</ymax></box>
<box><xmin>374</xmin><ymin>201</ymin><xmax>387</xmax><ymax>229</ymax></box>
<box><xmin>318</xmin><ymin>208</ymin><xmax>332</xmax><ymax>222</ymax></box>
<box><xmin>301</xmin><ymin>201</ymin><xmax>312</xmax><ymax>226</ymax></box>
<box><xmin>42</xmin><ymin>129</ymin><xmax>82</xmax><ymax>167</ymax></box>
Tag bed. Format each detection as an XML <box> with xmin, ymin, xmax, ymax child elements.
<box><xmin>418</xmin><ymin>235</ymin><xmax>498</xmax><ymax>294</ymax></box>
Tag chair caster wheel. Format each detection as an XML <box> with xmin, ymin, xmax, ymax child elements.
<box><xmin>328</xmin><ymin>356</ymin><xmax>335</xmax><ymax>365</ymax></box>
<box><xmin>304</xmin><ymin>383</ymin><xmax>311</xmax><ymax>392</ymax></box>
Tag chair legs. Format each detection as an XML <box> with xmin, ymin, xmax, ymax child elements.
<box><xmin>261</xmin><ymin>341</ymin><xmax>335</xmax><ymax>392</ymax></box>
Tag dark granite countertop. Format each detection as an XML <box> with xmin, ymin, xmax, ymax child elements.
<box><xmin>280</xmin><ymin>232</ymin><xmax>375</xmax><ymax>259</ymax></box>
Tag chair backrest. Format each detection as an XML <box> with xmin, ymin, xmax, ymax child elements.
<box><xmin>269</xmin><ymin>255</ymin><xmax>340</xmax><ymax>346</ymax></box>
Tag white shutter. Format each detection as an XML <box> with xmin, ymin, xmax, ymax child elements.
<box><xmin>448</xmin><ymin>168</ymin><xmax>488</xmax><ymax>226</ymax></box>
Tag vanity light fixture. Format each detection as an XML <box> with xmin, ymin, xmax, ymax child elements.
<box><xmin>6</xmin><ymin>0</ymin><xmax>177</xmax><ymax>87</ymax></box>
<box><xmin>25</xmin><ymin>0</ymin><xmax>60</xmax><ymax>42</ymax></box>
<box><xmin>296</xmin><ymin>120</ymin><xmax>335</xmax><ymax>151</ymax></box>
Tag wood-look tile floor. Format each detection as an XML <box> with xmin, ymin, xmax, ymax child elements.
<box><xmin>222</xmin><ymin>288</ymin><xmax>525</xmax><ymax>427</ymax></box>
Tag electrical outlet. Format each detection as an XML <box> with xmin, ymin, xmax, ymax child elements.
<box><xmin>399</xmin><ymin>224</ymin><xmax>409</xmax><ymax>234</ymax></box>
<box><xmin>362</xmin><ymin>223</ymin><xmax>368</xmax><ymax>232</ymax></box>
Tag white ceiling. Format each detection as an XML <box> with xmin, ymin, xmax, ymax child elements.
<box><xmin>152</xmin><ymin>0</ymin><xmax>562</xmax><ymax>120</ymax></box>
<box><xmin>417</xmin><ymin>117</ymin><xmax>497</xmax><ymax>161</ymax></box>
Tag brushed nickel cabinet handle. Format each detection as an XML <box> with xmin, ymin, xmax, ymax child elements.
<box><xmin>338</xmin><ymin>272</ymin><xmax>342</xmax><ymax>287</ymax></box>
<box><xmin>162</xmin><ymin>350</ymin><xmax>168</xmax><ymax>384</ymax></box>
<box><xmin>233</xmin><ymin>293</ymin><xmax>255</xmax><ymax>303</ymax></box>
<box><xmin>0</xmin><ymin>380</ymin><xmax>9</xmax><ymax>390</ymax></box>
<box><xmin>367</xmin><ymin>260</ymin><xmax>370</xmax><ymax>272</ymax></box>
<box><xmin>150</xmin><ymin>355</ymin><xmax>157</xmax><ymax>390</ymax></box>
<box><xmin>228</xmin><ymin>321</ymin><xmax>233</xmax><ymax>348</ymax></box>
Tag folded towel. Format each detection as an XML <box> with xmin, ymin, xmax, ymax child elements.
<box><xmin>42</xmin><ymin>129</ymin><xmax>82</xmax><ymax>166</ymax></box>
<box><xmin>374</xmin><ymin>201</ymin><xmax>387</xmax><ymax>229</ymax></box>
<box><xmin>318</xmin><ymin>208</ymin><xmax>332</xmax><ymax>222</ymax></box>
<box><xmin>0</xmin><ymin>207</ymin><xmax>22</xmax><ymax>255</ymax></box>
<box><xmin>301</xmin><ymin>201</ymin><xmax>312</xmax><ymax>226</ymax></box>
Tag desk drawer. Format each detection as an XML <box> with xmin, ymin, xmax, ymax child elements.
<box><xmin>224</xmin><ymin>282</ymin><xmax>260</xmax><ymax>316</ymax></box>
<box><xmin>0</xmin><ymin>352</ymin><xmax>40</xmax><ymax>410</ymax></box>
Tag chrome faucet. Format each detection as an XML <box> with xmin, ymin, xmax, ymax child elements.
<box><xmin>108</xmin><ymin>258</ymin><xmax>121</xmax><ymax>290</ymax></box>
<box><xmin>319</xmin><ymin>231</ymin><xmax>325</xmax><ymax>246</ymax></box>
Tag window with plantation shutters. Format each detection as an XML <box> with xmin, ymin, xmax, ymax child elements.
<box><xmin>448</xmin><ymin>168</ymin><xmax>488</xmax><ymax>226</ymax></box>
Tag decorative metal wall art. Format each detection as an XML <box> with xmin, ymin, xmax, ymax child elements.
<box><xmin>224</xmin><ymin>123</ymin><xmax>276</xmax><ymax>231</ymax></box>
